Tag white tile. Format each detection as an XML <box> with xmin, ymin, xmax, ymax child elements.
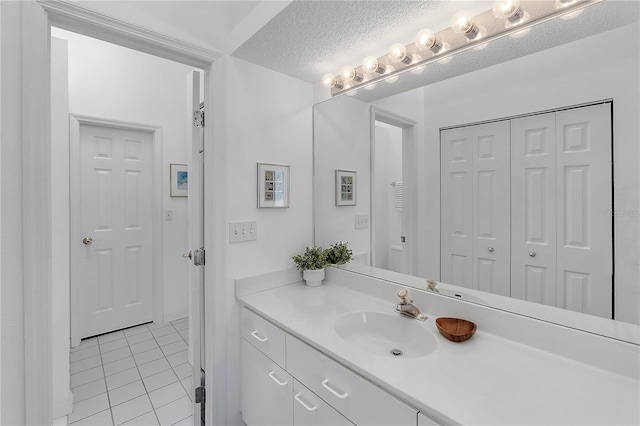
<box><xmin>106</xmin><ymin>367</ymin><xmax>141</xmax><ymax>391</ymax></box>
<box><xmin>72</xmin><ymin>379</ymin><xmax>107</xmax><ymax>403</ymax></box>
<box><xmin>100</xmin><ymin>337</ymin><xmax>129</xmax><ymax>354</ymax></box>
<box><xmin>180</xmin><ymin>377</ymin><xmax>193</xmax><ymax>400</ymax></box>
<box><xmin>102</xmin><ymin>347</ymin><xmax>133</xmax><ymax>364</ymax></box>
<box><xmin>173</xmin><ymin>321</ymin><xmax>189</xmax><ymax>332</ymax></box>
<box><xmin>143</xmin><ymin>369</ymin><xmax>179</xmax><ymax>392</ymax></box>
<box><xmin>150</xmin><ymin>326</ymin><xmax>176</xmax><ymax>338</ymax></box>
<box><xmin>170</xmin><ymin>416</ymin><xmax>192</xmax><ymax>426</ymax></box>
<box><xmin>99</xmin><ymin>330</ymin><xmax>125</xmax><ymax>344</ymax></box>
<box><xmin>138</xmin><ymin>357</ymin><xmax>171</xmax><ymax>379</ymax></box>
<box><xmin>178</xmin><ymin>330</ymin><xmax>189</xmax><ymax>340</ymax></box>
<box><xmin>126</xmin><ymin>331</ymin><xmax>154</xmax><ymax>345</ymax></box>
<box><xmin>154</xmin><ymin>332</ymin><xmax>182</xmax><ymax>347</ymax></box>
<box><xmin>171</xmin><ymin>317</ymin><xmax>188</xmax><ymax>325</ymax></box>
<box><xmin>69</xmin><ymin>408</ymin><xmax>113</xmax><ymax>425</ymax></box>
<box><xmin>108</xmin><ymin>380</ymin><xmax>146</xmax><ymax>406</ymax></box>
<box><xmin>160</xmin><ymin>341</ymin><xmax>188</xmax><ymax>357</ymax></box>
<box><xmin>68</xmin><ymin>393</ymin><xmax>110</xmax><ymax>424</ymax></box>
<box><xmin>121</xmin><ymin>411</ymin><xmax>159</xmax><ymax>426</ymax></box>
<box><xmin>148</xmin><ymin>381</ymin><xmax>187</xmax><ymax>409</ymax></box>
<box><xmin>172</xmin><ymin>363</ymin><xmax>192</xmax><ymax>380</ymax></box>
<box><xmin>71</xmin><ymin>366</ymin><xmax>104</xmax><ymax>388</ymax></box>
<box><xmin>130</xmin><ymin>339</ymin><xmax>159</xmax><ymax>355</ymax></box>
<box><xmin>166</xmin><ymin>350</ymin><xmax>188</xmax><ymax>367</ymax></box>
<box><xmin>124</xmin><ymin>324</ymin><xmax>150</xmax><ymax>337</ymax></box>
<box><xmin>146</xmin><ymin>322</ymin><xmax>169</xmax><ymax>330</ymax></box>
<box><xmin>111</xmin><ymin>394</ymin><xmax>153</xmax><ymax>426</ymax></box>
<box><xmin>134</xmin><ymin>348</ymin><xmax>164</xmax><ymax>366</ymax></box>
<box><xmin>71</xmin><ymin>337</ymin><xmax>98</xmax><ymax>352</ymax></box>
<box><xmin>155</xmin><ymin>396</ymin><xmax>192</xmax><ymax>426</ymax></box>
<box><xmin>70</xmin><ymin>345</ymin><xmax>100</xmax><ymax>363</ymax></box>
<box><xmin>70</xmin><ymin>355</ymin><xmax>102</xmax><ymax>375</ymax></box>
<box><xmin>104</xmin><ymin>356</ymin><xmax>136</xmax><ymax>377</ymax></box>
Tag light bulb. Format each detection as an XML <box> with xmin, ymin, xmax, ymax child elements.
<box><xmin>384</xmin><ymin>65</ymin><xmax>398</xmax><ymax>83</ymax></box>
<box><xmin>362</xmin><ymin>56</ymin><xmax>386</xmax><ymax>74</ymax></box>
<box><xmin>389</xmin><ymin>43</ymin><xmax>412</xmax><ymax>64</ymax></box>
<box><xmin>321</xmin><ymin>73</ymin><xmax>343</xmax><ymax>90</ymax></box>
<box><xmin>451</xmin><ymin>10</ymin><xmax>480</xmax><ymax>40</ymax></box>
<box><xmin>415</xmin><ymin>29</ymin><xmax>443</xmax><ymax>54</ymax></box>
<box><xmin>341</xmin><ymin>66</ymin><xmax>363</xmax><ymax>83</ymax></box>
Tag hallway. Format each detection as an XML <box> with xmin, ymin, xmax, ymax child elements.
<box><xmin>68</xmin><ymin>318</ymin><xmax>193</xmax><ymax>425</ymax></box>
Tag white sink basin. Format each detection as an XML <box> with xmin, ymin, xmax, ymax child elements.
<box><xmin>334</xmin><ymin>312</ymin><xmax>437</xmax><ymax>358</ymax></box>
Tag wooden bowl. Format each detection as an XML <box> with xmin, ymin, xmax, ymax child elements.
<box><xmin>435</xmin><ymin>317</ymin><xmax>477</xmax><ymax>342</ymax></box>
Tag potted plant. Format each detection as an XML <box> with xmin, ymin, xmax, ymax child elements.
<box><xmin>292</xmin><ymin>246</ymin><xmax>329</xmax><ymax>286</ymax></box>
<box><xmin>325</xmin><ymin>241</ymin><xmax>353</xmax><ymax>266</ymax></box>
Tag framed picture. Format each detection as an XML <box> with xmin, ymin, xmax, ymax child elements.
<box><xmin>257</xmin><ymin>163</ymin><xmax>290</xmax><ymax>208</ymax></box>
<box><xmin>335</xmin><ymin>169</ymin><xmax>356</xmax><ymax>206</ymax></box>
<box><xmin>170</xmin><ymin>163</ymin><xmax>188</xmax><ymax>197</ymax></box>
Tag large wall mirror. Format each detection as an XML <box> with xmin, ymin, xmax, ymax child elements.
<box><xmin>313</xmin><ymin>1</ymin><xmax>639</xmax><ymax>343</ymax></box>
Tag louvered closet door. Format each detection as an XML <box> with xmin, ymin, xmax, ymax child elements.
<box><xmin>441</xmin><ymin>127</ymin><xmax>473</xmax><ymax>288</ymax></box>
<box><xmin>511</xmin><ymin>113</ymin><xmax>557</xmax><ymax>305</ymax></box>
<box><xmin>556</xmin><ymin>104</ymin><xmax>612</xmax><ymax>318</ymax></box>
<box><xmin>471</xmin><ymin>121</ymin><xmax>511</xmax><ymax>296</ymax></box>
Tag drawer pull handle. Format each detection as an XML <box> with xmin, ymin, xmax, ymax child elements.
<box><xmin>268</xmin><ymin>371</ymin><xmax>288</xmax><ymax>386</ymax></box>
<box><xmin>321</xmin><ymin>379</ymin><xmax>349</xmax><ymax>399</ymax></box>
<box><xmin>294</xmin><ymin>393</ymin><xmax>318</xmax><ymax>412</ymax></box>
<box><xmin>250</xmin><ymin>330</ymin><xmax>268</xmax><ymax>342</ymax></box>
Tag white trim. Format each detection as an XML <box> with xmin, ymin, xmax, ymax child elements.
<box><xmin>39</xmin><ymin>0</ymin><xmax>222</xmax><ymax>68</ymax></box>
<box><xmin>69</xmin><ymin>115</ymin><xmax>164</xmax><ymax>346</ymax></box>
<box><xmin>23</xmin><ymin>3</ymin><xmax>227</xmax><ymax>423</ymax></box>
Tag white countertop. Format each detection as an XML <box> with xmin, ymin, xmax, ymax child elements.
<box><xmin>238</xmin><ymin>279</ymin><xmax>640</xmax><ymax>425</ymax></box>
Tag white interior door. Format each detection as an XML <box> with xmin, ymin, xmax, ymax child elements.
<box><xmin>73</xmin><ymin>124</ymin><xmax>154</xmax><ymax>340</ymax></box>
<box><xmin>441</xmin><ymin>127</ymin><xmax>473</xmax><ymax>288</ymax></box>
<box><xmin>472</xmin><ymin>121</ymin><xmax>511</xmax><ymax>296</ymax></box>
<box><xmin>511</xmin><ymin>112</ymin><xmax>557</xmax><ymax>304</ymax></box>
<box><xmin>556</xmin><ymin>103</ymin><xmax>612</xmax><ymax>318</ymax></box>
<box><xmin>187</xmin><ymin>70</ymin><xmax>205</xmax><ymax>422</ymax></box>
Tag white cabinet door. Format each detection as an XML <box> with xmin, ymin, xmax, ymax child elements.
<box><xmin>511</xmin><ymin>112</ymin><xmax>557</xmax><ymax>305</ymax></box>
<box><xmin>441</xmin><ymin>121</ymin><xmax>510</xmax><ymax>296</ymax></box>
<box><xmin>241</xmin><ymin>339</ymin><xmax>293</xmax><ymax>426</ymax></box>
<box><xmin>293</xmin><ymin>380</ymin><xmax>353</xmax><ymax>426</ymax></box>
<box><xmin>555</xmin><ymin>103</ymin><xmax>612</xmax><ymax>318</ymax></box>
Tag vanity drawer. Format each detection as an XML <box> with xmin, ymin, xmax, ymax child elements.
<box><xmin>287</xmin><ymin>335</ymin><xmax>417</xmax><ymax>426</ymax></box>
<box><xmin>293</xmin><ymin>379</ymin><xmax>354</xmax><ymax>426</ymax></box>
<box><xmin>241</xmin><ymin>307</ymin><xmax>286</xmax><ymax>368</ymax></box>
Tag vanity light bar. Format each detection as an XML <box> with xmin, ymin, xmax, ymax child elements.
<box><xmin>323</xmin><ymin>0</ymin><xmax>602</xmax><ymax>96</ymax></box>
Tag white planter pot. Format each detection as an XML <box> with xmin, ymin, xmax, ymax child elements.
<box><xmin>302</xmin><ymin>269</ymin><xmax>325</xmax><ymax>287</ymax></box>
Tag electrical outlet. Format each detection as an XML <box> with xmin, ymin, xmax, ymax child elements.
<box><xmin>355</xmin><ymin>214</ymin><xmax>369</xmax><ymax>229</ymax></box>
<box><xmin>164</xmin><ymin>209</ymin><xmax>173</xmax><ymax>221</ymax></box>
<box><xmin>229</xmin><ymin>221</ymin><xmax>257</xmax><ymax>243</ymax></box>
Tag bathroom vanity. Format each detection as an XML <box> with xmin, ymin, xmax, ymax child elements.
<box><xmin>237</xmin><ymin>268</ymin><xmax>639</xmax><ymax>425</ymax></box>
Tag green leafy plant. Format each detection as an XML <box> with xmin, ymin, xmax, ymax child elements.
<box><xmin>325</xmin><ymin>241</ymin><xmax>353</xmax><ymax>265</ymax></box>
<box><xmin>292</xmin><ymin>246</ymin><xmax>329</xmax><ymax>271</ymax></box>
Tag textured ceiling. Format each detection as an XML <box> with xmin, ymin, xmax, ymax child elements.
<box><xmin>233</xmin><ymin>0</ymin><xmax>639</xmax><ymax>102</ymax></box>
<box><xmin>232</xmin><ymin>0</ymin><xmax>491</xmax><ymax>82</ymax></box>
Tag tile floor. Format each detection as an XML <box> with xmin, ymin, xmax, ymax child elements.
<box><xmin>68</xmin><ymin>318</ymin><xmax>194</xmax><ymax>425</ymax></box>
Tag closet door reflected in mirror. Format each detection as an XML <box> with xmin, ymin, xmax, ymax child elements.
<box><xmin>441</xmin><ymin>102</ymin><xmax>613</xmax><ymax>318</ymax></box>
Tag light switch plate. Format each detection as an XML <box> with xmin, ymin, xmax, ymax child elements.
<box><xmin>164</xmin><ymin>209</ymin><xmax>173</xmax><ymax>221</ymax></box>
<box><xmin>355</xmin><ymin>214</ymin><xmax>369</xmax><ymax>229</ymax></box>
<box><xmin>229</xmin><ymin>221</ymin><xmax>257</xmax><ymax>243</ymax></box>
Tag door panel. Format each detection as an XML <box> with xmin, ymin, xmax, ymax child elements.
<box><xmin>511</xmin><ymin>113</ymin><xmax>557</xmax><ymax>304</ymax></box>
<box><xmin>76</xmin><ymin>124</ymin><xmax>154</xmax><ymax>338</ymax></box>
<box><xmin>556</xmin><ymin>104</ymin><xmax>612</xmax><ymax>317</ymax></box>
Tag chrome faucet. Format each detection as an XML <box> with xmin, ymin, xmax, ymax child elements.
<box><xmin>393</xmin><ymin>288</ymin><xmax>428</xmax><ymax>321</ymax></box>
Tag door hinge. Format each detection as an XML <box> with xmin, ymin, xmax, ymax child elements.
<box><xmin>194</xmin><ymin>110</ymin><xmax>205</xmax><ymax>128</ymax></box>
<box><xmin>193</xmin><ymin>248</ymin><xmax>205</xmax><ymax>266</ymax></box>
<box><xmin>195</xmin><ymin>386</ymin><xmax>205</xmax><ymax>404</ymax></box>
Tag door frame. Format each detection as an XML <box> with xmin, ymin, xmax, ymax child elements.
<box><xmin>69</xmin><ymin>115</ymin><xmax>164</xmax><ymax>347</ymax></box>
<box><xmin>22</xmin><ymin>1</ymin><xmax>227</xmax><ymax>424</ymax></box>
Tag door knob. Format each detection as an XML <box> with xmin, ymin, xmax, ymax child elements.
<box><xmin>181</xmin><ymin>251</ymin><xmax>193</xmax><ymax>260</ymax></box>
<box><xmin>529</xmin><ymin>251</ymin><xmax>537</xmax><ymax>257</ymax></box>
<box><xmin>488</xmin><ymin>247</ymin><xmax>495</xmax><ymax>252</ymax></box>
<box><xmin>82</xmin><ymin>237</ymin><xmax>93</xmax><ymax>245</ymax></box>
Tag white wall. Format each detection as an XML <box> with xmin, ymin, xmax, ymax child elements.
<box><xmin>0</xmin><ymin>2</ymin><xmax>25</xmax><ymax>424</ymax></box>
<box><xmin>314</xmin><ymin>96</ymin><xmax>371</xmax><ymax>258</ymax></box>
<box><xmin>222</xmin><ymin>56</ymin><xmax>313</xmax><ymax>424</ymax></box>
